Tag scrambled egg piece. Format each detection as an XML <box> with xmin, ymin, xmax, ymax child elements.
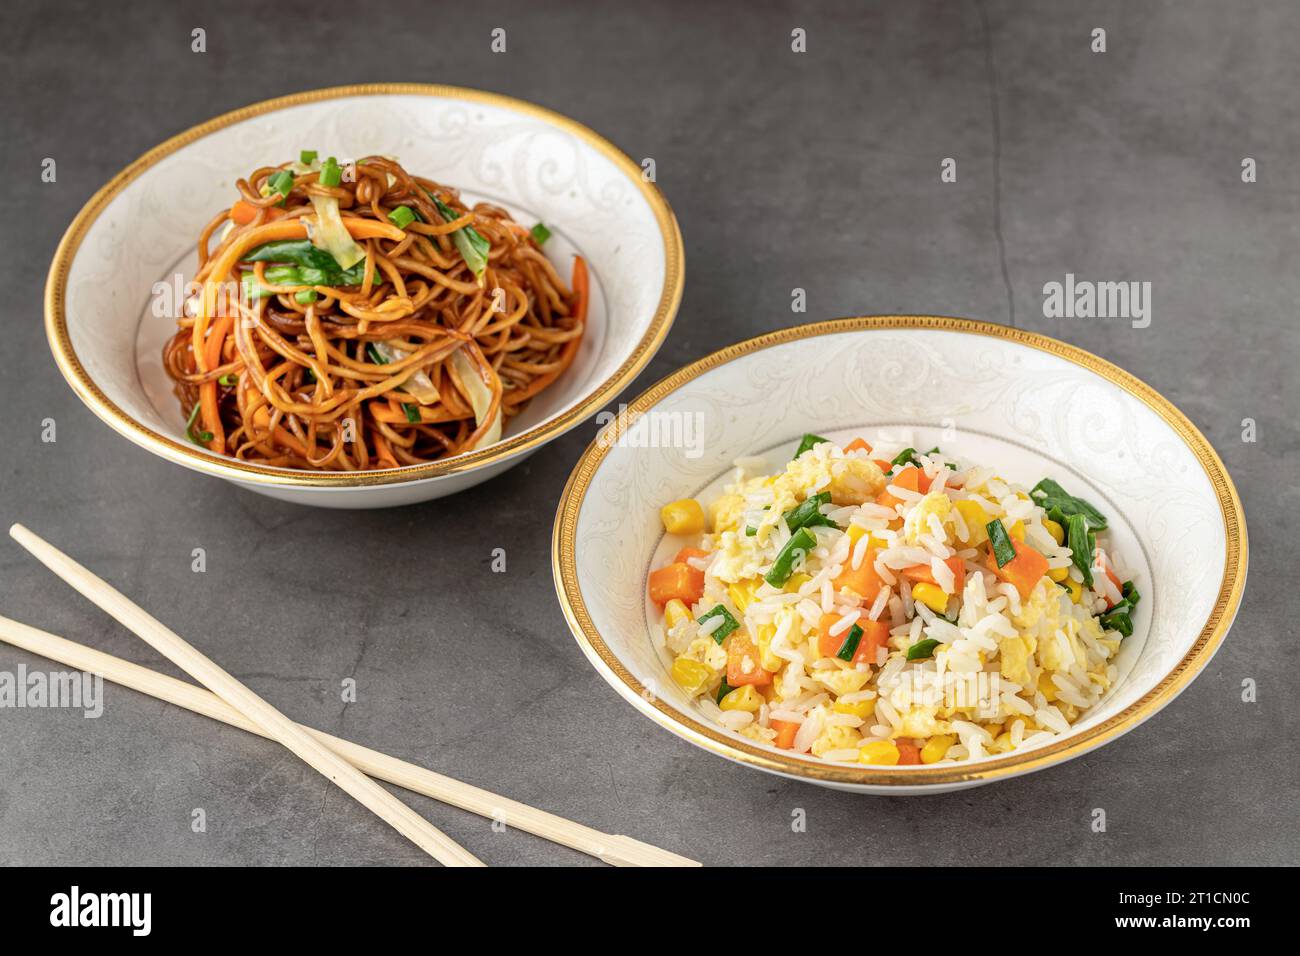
<box><xmin>903</xmin><ymin>490</ymin><xmax>953</xmax><ymax>544</ymax></box>
<box><xmin>681</xmin><ymin>636</ymin><xmax>727</xmax><ymax>674</ymax></box>
<box><xmin>1011</xmin><ymin>581</ymin><xmax>1057</xmax><ymax>631</ymax></box>
<box><xmin>709</xmin><ymin>493</ymin><xmax>745</xmax><ymax>534</ymax></box>
<box><xmin>897</xmin><ymin>706</ymin><xmax>945</xmax><ymax>739</ymax></box>
<box><xmin>774</xmin><ymin>454</ymin><xmax>885</xmax><ymax>510</ymax></box>
<box><xmin>811</xmin><ymin>723</ymin><xmax>862</xmax><ymax>757</ymax></box>
<box><xmin>998</xmin><ymin>635</ymin><xmax>1032</xmax><ymax>685</ymax></box>
<box><xmin>817</xmin><ymin>667</ymin><xmax>873</xmax><ymax>697</ymax></box>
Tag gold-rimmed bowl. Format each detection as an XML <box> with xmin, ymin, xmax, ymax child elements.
<box><xmin>553</xmin><ymin>317</ymin><xmax>1247</xmax><ymax>793</ymax></box>
<box><xmin>45</xmin><ymin>84</ymin><xmax>684</xmax><ymax>508</ymax></box>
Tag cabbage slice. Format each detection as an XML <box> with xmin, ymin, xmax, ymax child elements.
<box><xmin>450</xmin><ymin>348</ymin><xmax>501</xmax><ymax>450</ymax></box>
<box><xmin>308</xmin><ymin>193</ymin><xmax>367</xmax><ymax>270</ymax></box>
<box><xmin>368</xmin><ymin>341</ymin><xmax>439</xmax><ymax>404</ymax></box>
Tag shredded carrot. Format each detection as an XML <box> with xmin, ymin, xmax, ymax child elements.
<box><xmin>197</xmin><ymin>314</ymin><xmax>234</xmax><ymax>453</ymax></box>
<box><xmin>372</xmin><ymin>430</ymin><xmax>399</xmax><ymax>469</ymax></box>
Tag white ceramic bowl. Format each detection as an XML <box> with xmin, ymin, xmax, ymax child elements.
<box><xmin>553</xmin><ymin>317</ymin><xmax>1247</xmax><ymax>793</ymax></box>
<box><xmin>45</xmin><ymin>84</ymin><xmax>683</xmax><ymax>508</ymax></box>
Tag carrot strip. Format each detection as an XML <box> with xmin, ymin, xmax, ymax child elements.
<box><xmin>197</xmin><ymin>314</ymin><xmax>234</xmax><ymax>453</ymax></box>
<box><xmin>372</xmin><ymin>430</ymin><xmax>399</xmax><ymax>469</ymax></box>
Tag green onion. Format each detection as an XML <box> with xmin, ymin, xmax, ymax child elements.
<box><xmin>890</xmin><ymin>447</ymin><xmax>919</xmax><ymax>469</ymax></box>
<box><xmin>429</xmin><ymin>193</ymin><xmax>490</xmax><ymax>283</ymax></box>
<box><xmin>697</xmin><ymin>605</ymin><xmax>739</xmax><ymax>644</ymax></box>
<box><xmin>1097</xmin><ymin>581</ymin><xmax>1140</xmax><ymax>638</ymax></box>
<box><xmin>403</xmin><ymin>403</ymin><xmax>422</xmax><ymax>424</ymax></box>
<box><xmin>267</xmin><ymin>169</ymin><xmax>295</xmax><ymax>198</ymax></box>
<box><xmin>318</xmin><ymin>156</ymin><xmax>342</xmax><ymax>188</ymax></box>
<box><xmin>1030</xmin><ymin>478</ymin><xmax>1108</xmax><ymax>530</ymax></box>
<box><xmin>294</xmin><ymin>289</ymin><xmax>318</xmax><ymax>304</ymax></box>
<box><xmin>1098</xmin><ymin>611</ymin><xmax>1133</xmax><ymax>638</ymax></box>
<box><xmin>244</xmin><ymin>240</ymin><xmax>379</xmax><ymax>287</ymax></box>
<box><xmin>715</xmin><ymin>679</ymin><xmax>733</xmax><ymax>704</ymax></box>
<box><xmin>217</xmin><ymin>373</ymin><xmax>238</xmax><ymax>387</ymax></box>
<box><xmin>906</xmin><ymin>638</ymin><xmax>941</xmax><ymax>661</ymax></box>
<box><xmin>366</xmin><ymin>343</ymin><xmax>387</xmax><ymax>365</ymax></box>
<box><xmin>763</xmin><ymin>527</ymin><xmax>817</xmax><ymax>588</ymax></box>
<box><xmin>924</xmin><ymin>446</ymin><xmax>958</xmax><ymax>470</ymax></box>
<box><xmin>184</xmin><ymin>403</ymin><xmax>213</xmax><ymax>446</ymax></box>
<box><xmin>986</xmin><ymin>519</ymin><xmax>1016</xmax><ymax>567</ymax></box>
<box><xmin>388</xmin><ymin>205</ymin><xmax>417</xmax><ymax>230</ymax></box>
<box><xmin>744</xmin><ymin>526</ymin><xmax>757</xmax><ymax>536</ymax></box>
<box><xmin>793</xmin><ymin>433</ymin><xmax>828</xmax><ymax>459</ymax></box>
<box><xmin>530</xmin><ymin>222</ymin><xmax>552</xmax><ymax>245</ymax></box>
<box><xmin>299</xmin><ymin>150</ymin><xmax>318</xmax><ymax>165</ymax></box>
<box><xmin>1066</xmin><ymin>513</ymin><xmax>1094</xmax><ymax>587</ymax></box>
<box><xmin>835</xmin><ymin>623</ymin><xmax>864</xmax><ymax>662</ymax></box>
<box><xmin>781</xmin><ymin>492</ymin><xmax>836</xmax><ymax>532</ymax></box>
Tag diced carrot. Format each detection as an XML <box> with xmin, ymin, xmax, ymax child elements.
<box><xmin>726</xmin><ymin>633</ymin><xmax>773</xmax><ymax>687</ymax></box>
<box><xmin>817</xmin><ymin>613</ymin><xmax>847</xmax><ymax>658</ymax></box>
<box><xmin>986</xmin><ymin>539</ymin><xmax>1049</xmax><ymax>600</ymax></box>
<box><xmin>873</xmin><ymin>459</ymin><xmax>893</xmax><ymax>472</ymax></box>
<box><xmin>875</xmin><ymin>465</ymin><xmax>921</xmax><ymax>511</ymax></box>
<box><xmin>648</xmin><ymin>562</ymin><xmax>705</xmax><ymax>606</ymax></box>
<box><xmin>772</xmin><ymin>719</ymin><xmax>800</xmax><ymax>749</ymax></box>
<box><xmin>844</xmin><ymin>438</ymin><xmax>872</xmax><ymax>454</ymax></box>
<box><xmin>852</xmin><ymin>619</ymin><xmax>891</xmax><ymax>665</ymax></box>
<box><xmin>673</xmin><ymin>547</ymin><xmax>711</xmax><ymax>565</ymax></box>
<box><xmin>896</xmin><ymin>739</ymin><xmax>921</xmax><ymax>765</ymax></box>
<box><xmin>832</xmin><ymin>547</ymin><xmax>884</xmax><ymax>601</ymax></box>
<box><xmin>900</xmin><ymin>556</ymin><xmax>966</xmax><ymax>594</ymax></box>
<box><xmin>916</xmin><ymin>470</ymin><xmax>933</xmax><ymax>493</ymax></box>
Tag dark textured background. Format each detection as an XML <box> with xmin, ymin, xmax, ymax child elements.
<box><xmin>1</xmin><ymin>0</ymin><xmax>1293</xmax><ymax>866</ymax></box>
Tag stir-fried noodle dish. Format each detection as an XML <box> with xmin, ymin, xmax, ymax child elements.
<box><xmin>163</xmin><ymin>151</ymin><xmax>588</xmax><ymax>469</ymax></box>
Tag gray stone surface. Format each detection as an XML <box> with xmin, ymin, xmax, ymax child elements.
<box><xmin>0</xmin><ymin>0</ymin><xmax>1293</xmax><ymax>867</ymax></box>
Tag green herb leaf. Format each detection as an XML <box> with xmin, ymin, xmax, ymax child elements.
<box><xmin>403</xmin><ymin>403</ymin><xmax>421</xmax><ymax>423</ymax></box>
<box><xmin>906</xmin><ymin>638</ymin><xmax>941</xmax><ymax>661</ymax></box>
<box><xmin>430</xmin><ymin>194</ymin><xmax>490</xmax><ymax>281</ymax></box>
<box><xmin>1030</xmin><ymin>478</ymin><xmax>1108</xmax><ymax>530</ymax></box>
<box><xmin>697</xmin><ymin>605</ymin><xmax>740</xmax><ymax>644</ymax></box>
<box><xmin>793</xmin><ymin>433</ymin><xmax>828</xmax><ymax>459</ymax></box>
<box><xmin>835</xmin><ymin>623</ymin><xmax>864</xmax><ymax>662</ymax></box>
<box><xmin>781</xmin><ymin>492</ymin><xmax>837</xmax><ymax>532</ymax></box>
<box><xmin>764</xmin><ymin>527</ymin><xmax>818</xmax><ymax>588</ymax></box>
<box><xmin>530</xmin><ymin>222</ymin><xmax>551</xmax><ymax>245</ymax></box>
<box><xmin>986</xmin><ymin>519</ymin><xmax>1016</xmax><ymax>567</ymax></box>
<box><xmin>1067</xmin><ymin>513</ymin><xmax>1094</xmax><ymax>587</ymax></box>
<box><xmin>890</xmin><ymin>447</ymin><xmax>920</xmax><ymax>469</ymax></box>
<box><xmin>924</xmin><ymin>446</ymin><xmax>959</xmax><ymax>470</ymax></box>
<box><xmin>1098</xmin><ymin>611</ymin><xmax>1133</xmax><ymax>638</ymax></box>
<box><xmin>184</xmin><ymin>403</ymin><xmax>213</xmax><ymax>446</ymax></box>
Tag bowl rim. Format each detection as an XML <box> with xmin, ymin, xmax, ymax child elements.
<box><xmin>552</xmin><ymin>315</ymin><xmax>1248</xmax><ymax>786</ymax></box>
<box><xmin>44</xmin><ymin>83</ymin><xmax>685</xmax><ymax>488</ymax></box>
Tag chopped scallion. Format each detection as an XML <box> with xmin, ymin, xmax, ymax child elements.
<box><xmin>267</xmin><ymin>169</ymin><xmax>295</xmax><ymax>198</ymax></box>
<box><xmin>1030</xmin><ymin>478</ymin><xmax>1108</xmax><ymax>530</ymax></box>
<box><xmin>1066</xmin><ymin>513</ymin><xmax>1094</xmax><ymax>587</ymax></box>
<box><xmin>530</xmin><ymin>222</ymin><xmax>551</xmax><ymax>245</ymax></box>
<box><xmin>906</xmin><ymin>638</ymin><xmax>941</xmax><ymax>661</ymax></box>
<box><xmin>184</xmin><ymin>403</ymin><xmax>213</xmax><ymax>446</ymax></box>
<box><xmin>294</xmin><ymin>289</ymin><xmax>318</xmax><ymax>304</ymax></box>
<box><xmin>781</xmin><ymin>491</ymin><xmax>837</xmax><ymax>532</ymax></box>
<box><xmin>764</xmin><ymin>527</ymin><xmax>817</xmax><ymax>588</ymax></box>
<box><xmin>299</xmin><ymin>150</ymin><xmax>318</xmax><ymax>165</ymax></box>
<box><xmin>697</xmin><ymin>605</ymin><xmax>739</xmax><ymax>644</ymax></box>
<box><xmin>388</xmin><ymin>205</ymin><xmax>417</xmax><ymax>230</ymax></box>
<box><xmin>217</xmin><ymin>373</ymin><xmax>238</xmax><ymax>387</ymax></box>
<box><xmin>793</xmin><ymin>433</ymin><xmax>828</xmax><ymax>459</ymax></box>
<box><xmin>318</xmin><ymin>156</ymin><xmax>342</xmax><ymax>188</ymax></box>
<box><xmin>986</xmin><ymin>519</ymin><xmax>1016</xmax><ymax>567</ymax></box>
<box><xmin>403</xmin><ymin>404</ymin><xmax>422</xmax><ymax>424</ymax></box>
<box><xmin>715</xmin><ymin>679</ymin><xmax>733</xmax><ymax>704</ymax></box>
<box><xmin>835</xmin><ymin>623</ymin><xmax>864</xmax><ymax>662</ymax></box>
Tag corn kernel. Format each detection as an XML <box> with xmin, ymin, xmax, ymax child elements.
<box><xmin>858</xmin><ymin>739</ymin><xmax>901</xmax><ymax>765</ymax></box>
<box><xmin>1047</xmin><ymin>566</ymin><xmax>1070</xmax><ymax>582</ymax></box>
<box><xmin>991</xmin><ymin>732</ymin><xmax>1014</xmax><ymax>754</ymax></box>
<box><xmin>953</xmin><ymin>500</ymin><xmax>990</xmax><ymax>545</ymax></box>
<box><xmin>982</xmin><ymin>722</ymin><xmax>1003</xmax><ymax>737</ymax></box>
<box><xmin>728</xmin><ymin>582</ymin><xmax>755</xmax><ymax>613</ymax></box>
<box><xmin>920</xmin><ymin>734</ymin><xmax>956</xmax><ymax>763</ymax></box>
<box><xmin>785</xmin><ymin>573</ymin><xmax>812</xmax><ymax>594</ymax></box>
<box><xmin>1061</xmin><ymin>577</ymin><xmax>1083</xmax><ymax>603</ymax></box>
<box><xmin>660</xmin><ymin>498</ymin><xmax>705</xmax><ymax>535</ymax></box>
<box><xmin>663</xmin><ymin>598</ymin><xmax>691</xmax><ymax>630</ymax></box>
<box><xmin>833</xmin><ymin>697</ymin><xmax>876</xmax><ymax>720</ymax></box>
<box><xmin>911</xmin><ymin>582</ymin><xmax>949</xmax><ymax>614</ymax></box>
<box><xmin>1008</xmin><ymin>520</ymin><xmax>1025</xmax><ymax>542</ymax></box>
<box><xmin>670</xmin><ymin>657</ymin><xmax>713</xmax><ymax>696</ymax></box>
<box><xmin>1037</xmin><ymin>672</ymin><xmax>1058</xmax><ymax>702</ymax></box>
<box><xmin>719</xmin><ymin>685</ymin><xmax>763</xmax><ymax>713</ymax></box>
<box><xmin>1043</xmin><ymin>518</ymin><xmax>1065</xmax><ymax>545</ymax></box>
<box><xmin>756</xmin><ymin>623</ymin><xmax>783</xmax><ymax>672</ymax></box>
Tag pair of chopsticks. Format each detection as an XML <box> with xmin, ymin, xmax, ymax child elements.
<box><xmin>3</xmin><ymin>524</ymin><xmax>698</xmax><ymax>868</ymax></box>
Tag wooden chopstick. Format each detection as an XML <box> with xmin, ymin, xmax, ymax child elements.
<box><xmin>0</xmin><ymin>614</ymin><xmax>699</xmax><ymax>867</ymax></box>
<box><xmin>9</xmin><ymin>524</ymin><xmax>483</xmax><ymax>868</ymax></box>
